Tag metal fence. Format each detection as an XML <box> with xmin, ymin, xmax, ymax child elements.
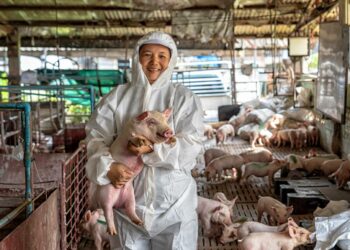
<box><xmin>60</xmin><ymin>145</ymin><xmax>89</xmax><ymax>250</ymax></box>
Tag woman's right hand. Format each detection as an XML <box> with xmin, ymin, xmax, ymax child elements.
<box><xmin>107</xmin><ymin>163</ymin><xmax>134</xmax><ymax>188</ymax></box>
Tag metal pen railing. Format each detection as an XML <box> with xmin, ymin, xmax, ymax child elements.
<box><xmin>0</xmin><ymin>103</ymin><xmax>32</xmax><ymax>229</ymax></box>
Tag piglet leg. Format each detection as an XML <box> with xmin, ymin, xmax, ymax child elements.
<box><xmin>96</xmin><ymin>185</ymin><xmax>119</xmax><ymax>235</ymax></box>
<box><xmin>124</xmin><ymin>185</ymin><xmax>143</xmax><ymax>225</ymax></box>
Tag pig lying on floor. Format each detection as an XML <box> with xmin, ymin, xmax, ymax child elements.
<box><xmin>219</xmin><ymin>220</ymin><xmax>288</xmax><ymax>244</ymax></box>
<box><xmin>238</xmin><ymin>217</ymin><xmax>312</xmax><ymax>250</ymax></box>
<box><xmin>89</xmin><ymin>109</ymin><xmax>176</xmax><ymax>235</ymax></box>
<box><xmin>197</xmin><ymin>194</ymin><xmax>237</xmax><ymax>238</ymax></box>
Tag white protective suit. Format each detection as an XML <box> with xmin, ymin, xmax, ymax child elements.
<box><xmin>85</xmin><ymin>31</ymin><xmax>204</xmax><ymax>250</ymax></box>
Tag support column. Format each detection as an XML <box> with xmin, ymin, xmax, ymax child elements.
<box><xmin>7</xmin><ymin>29</ymin><xmax>21</xmax><ymax>87</ymax></box>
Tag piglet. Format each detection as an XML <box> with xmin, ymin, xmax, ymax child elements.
<box><xmin>204</xmin><ymin>124</ymin><xmax>216</xmax><ymax>140</ymax></box>
<box><xmin>216</xmin><ymin>124</ymin><xmax>235</xmax><ymax>144</ymax></box>
<box><xmin>257</xmin><ymin>196</ymin><xmax>293</xmax><ymax>225</ymax></box>
<box><xmin>239</xmin><ymin>148</ymin><xmax>273</xmax><ymax>163</ymax></box>
<box><xmin>197</xmin><ymin>195</ymin><xmax>237</xmax><ymax>237</ymax></box>
<box><xmin>90</xmin><ymin>109</ymin><xmax>176</xmax><ymax>235</ymax></box>
<box><xmin>204</xmin><ymin>148</ymin><xmax>228</xmax><ymax>167</ymax></box>
<box><xmin>205</xmin><ymin>154</ymin><xmax>245</xmax><ymax>181</ymax></box>
<box><xmin>219</xmin><ymin>220</ymin><xmax>288</xmax><ymax>244</ymax></box>
<box><xmin>320</xmin><ymin>159</ymin><xmax>344</xmax><ymax>176</ymax></box>
<box><xmin>329</xmin><ymin>159</ymin><xmax>350</xmax><ymax>189</ymax></box>
<box><xmin>238</xmin><ymin>217</ymin><xmax>311</xmax><ymax>250</ymax></box>
<box><xmin>213</xmin><ymin>192</ymin><xmax>238</xmax><ymax>219</ymax></box>
<box><xmin>79</xmin><ymin>209</ymin><xmax>110</xmax><ymax>250</ymax></box>
<box><xmin>241</xmin><ymin>159</ymin><xmax>287</xmax><ymax>188</ymax></box>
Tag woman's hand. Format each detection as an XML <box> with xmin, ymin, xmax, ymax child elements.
<box><xmin>107</xmin><ymin>163</ymin><xmax>134</xmax><ymax>188</ymax></box>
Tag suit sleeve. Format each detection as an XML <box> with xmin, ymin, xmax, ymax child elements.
<box><xmin>84</xmin><ymin>93</ymin><xmax>117</xmax><ymax>185</ymax></box>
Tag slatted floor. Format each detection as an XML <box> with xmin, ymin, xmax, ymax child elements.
<box><xmin>80</xmin><ymin>137</ymin><xmax>320</xmax><ymax>249</ymax></box>
<box><xmin>197</xmin><ymin>138</ymin><xmax>318</xmax><ymax>250</ymax></box>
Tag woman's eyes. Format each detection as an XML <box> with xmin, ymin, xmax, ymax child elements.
<box><xmin>142</xmin><ymin>53</ymin><xmax>168</xmax><ymax>60</ymax></box>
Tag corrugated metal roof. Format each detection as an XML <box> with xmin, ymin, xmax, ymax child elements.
<box><xmin>0</xmin><ymin>0</ymin><xmax>339</xmax><ymax>48</ymax></box>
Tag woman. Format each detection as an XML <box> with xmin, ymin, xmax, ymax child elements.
<box><xmin>84</xmin><ymin>31</ymin><xmax>204</xmax><ymax>250</ymax></box>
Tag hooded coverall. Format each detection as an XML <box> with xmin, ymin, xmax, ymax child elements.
<box><xmin>84</xmin><ymin>31</ymin><xmax>204</xmax><ymax>249</ymax></box>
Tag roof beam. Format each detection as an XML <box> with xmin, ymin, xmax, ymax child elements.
<box><xmin>0</xmin><ymin>35</ymin><xmax>289</xmax><ymax>49</ymax></box>
<box><xmin>0</xmin><ymin>5</ymin><xmax>133</xmax><ymax>11</ymax></box>
<box><xmin>292</xmin><ymin>1</ymin><xmax>338</xmax><ymax>34</ymax></box>
<box><xmin>1</xmin><ymin>20</ymin><xmax>170</xmax><ymax>27</ymax></box>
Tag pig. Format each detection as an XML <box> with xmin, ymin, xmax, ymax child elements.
<box><xmin>248</xmin><ymin>126</ymin><xmax>273</xmax><ymax>149</ymax></box>
<box><xmin>205</xmin><ymin>154</ymin><xmax>245</xmax><ymax>181</ymax></box>
<box><xmin>238</xmin><ymin>217</ymin><xmax>311</xmax><ymax>250</ymax></box>
<box><xmin>197</xmin><ymin>195</ymin><xmax>237</xmax><ymax>237</ymax></box>
<box><xmin>218</xmin><ymin>223</ymin><xmax>240</xmax><ymax>244</ymax></box>
<box><xmin>204</xmin><ymin>148</ymin><xmax>228</xmax><ymax>167</ymax></box>
<box><xmin>306</xmin><ymin>148</ymin><xmax>338</xmax><ymax>159</ymax></box>
<box><xmin>241</xmin><ymin>159</ymin><xmax>287</xmax><ymax>188</ymax></box>
<box><xmin>219</xmin><ymin>220</ymin><xmax>289</xmax><ymax>244</ymax></box>
<box><xmin>275</xmin><ymin>128</ymin><xmax>306</xmax><ymax>149</ymax></box>
<box><xmin>286</xmin><ymin>154</ymin><xmax>339</xmax><ymax>173</ymax></box>
<box><xmin>264</xmin><ymin>114</ymin><xmax>286</xmax><ymax>130</ymax></box>
<box><xmin>90</xmin><ymin>109</ymin><xmax>176</xmax><ymax>235</ymax></box>
<box><xmin>239</xmin><ymin>148</ymin><xmax>273</xmax><ymax>163</ymax></box>
<box><xmin>237</xmin><ymin>220</ymin><xmax>288</xmax><ymax>240</ymax></box>
<box><xmin>307</xmin><ymin>125</ymin><xmax>319</xmax><ymax>146</ymax></box>
<box><xmin>79</xmin><ymin>209</ymin><xmax>110</xmax><ymax>250</ymax></box>
<box><xmin>216</xmin><ymin>124</ymin><xmax>235</xmax><ymax>144</ymax></box>
<box><xmin>229</xmin><ymin>106</ymin><xmax>253</xmax><ymax>133</ymax></box>
<box><xmin>329</xmin><ymin>160</ymin><xmax>350</xmax><ymax>189</ymax></box>
<box><xmin>204</xmin><ymin>124</ymin><xmax>216</xmax><ymax>140</ymax></box>
<box><xmin>320</xmin><ymin>159</ymin><xmax>345</xmax><ymax>176</ymax></box>
<box><xmin>256</xmin><ymin>196</ymin><xmax>293</xmax><ymax>225</ymax></box>
<box><xmin>213</xmin><ymin>192</ymin><xmax>238</xmax><ymax>219</ymax></box>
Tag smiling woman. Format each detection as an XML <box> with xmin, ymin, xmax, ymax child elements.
<box><xmin>84</xmin><ymin>31</ymin><xmax>204</xmax><ymax>250</ymax></box>
<box><xmin>139</xmin><ymin>44</ymin><xmax>171</xmax><ymax>84</ymax></box>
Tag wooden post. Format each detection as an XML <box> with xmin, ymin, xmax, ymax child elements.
<box><xmin>7</xmin><ymin>29</ymin><xmax>21</xmax><ymax>88</ymax></box>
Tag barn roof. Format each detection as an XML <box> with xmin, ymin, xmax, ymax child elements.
<box><xmin>0</xmin><ymin>0</ymin><xmax>339</xmax><ymax>49</ymax></box>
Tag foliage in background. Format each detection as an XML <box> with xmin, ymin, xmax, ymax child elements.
<box><xmin>66</xmin><ymin>104</ymin><xmax>91</xmax><ymax>124</ymax></box>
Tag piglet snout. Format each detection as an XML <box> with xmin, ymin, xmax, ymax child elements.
<box><xmin>163</xmin><ymin>129</ymin><xmax>173</xmax><ymax>138</ymax></box>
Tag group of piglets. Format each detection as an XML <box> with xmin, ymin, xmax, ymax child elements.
<box><xmin>286</xmin><ymin>149</ymin><xmax>350</xmax><ymax>189</ymax></box>
<box><xmin>203</xmin><ymin>106</ymin><xmax>253</xmax><ymax>144</ymax></box>
<box><xmin>197</xmin><ymin>192</ymin><xmax>312</xmax><ymax>249</ymax></box>
<box><xmin>200</xmin><ymin>147</ymin><xmax>287</xmax><ymax>188</ymax></box>
<box><xmin>203</xmin><ymin>107</ymin><xmax>319</xmax><ymax>151</ymax></box>
<box><xmin>79</xmin><ymin>109</ymin><xmax>176</xmax><ymax>248</ymax></box>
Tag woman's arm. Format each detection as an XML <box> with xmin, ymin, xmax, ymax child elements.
<box><xmin>84</xmin><ymin>92</ymin><xmax>133</xmax><ymax>186</ymax></box>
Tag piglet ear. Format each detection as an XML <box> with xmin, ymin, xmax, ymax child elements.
<box><xmin>136</xmin><ymin>111</ymin><xmax>149</xmax><ymax>121</ymax></box>
<box><xmin>288</xmin><ymin>217</ymin><xmax>298</xmax><ymax>227</ymax></box>
<box><xmin>84</xmin><ymin>210</ymin><xmax>92</xmax><ymax>221</ymax></box>
<box><xmin>287</xmin><ymin>206</ymin><xmax>294</xmax><ymax>214</ymax></box>
<box><xmin>288</xmin><ymin>225</ymin><xmax>297</xmax><ymax>238</ymax></box>
<box><xmin>162</xmin><ymin>108</ymin><xmax>172</xmax><ymax>120</ymax></box>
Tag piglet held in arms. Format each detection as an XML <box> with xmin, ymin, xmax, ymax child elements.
<box><xmin>90</xmin><ymin>109</ymin><xmax>176</xmax><ymax>235</ymax></box>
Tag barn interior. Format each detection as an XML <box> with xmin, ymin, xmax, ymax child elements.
<box><xmin>0</xmin><ymin>0</ymin><xmax>350</xmax><ymax>249</ymax></box>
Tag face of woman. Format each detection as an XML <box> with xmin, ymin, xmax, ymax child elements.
<box><xmin>139</xmin><ymin>44</ymin><xmax>171</xmax><ymax>84</ymax></box>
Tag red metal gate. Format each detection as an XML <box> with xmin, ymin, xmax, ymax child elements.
<box><xmin>60</xmin><ymin>146</ymin><xmax>89</xmax><ymax>250</ymax></box>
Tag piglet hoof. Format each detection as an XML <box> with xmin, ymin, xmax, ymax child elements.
<box><xmin>132</xmin><ymin>219</ymin><xmax>144</xmax><ymax>226</ymax></box>
<box><xmin>107</xmin><ymin>226</ymin><xmax>118</xmax><ymax>236</ymax></box>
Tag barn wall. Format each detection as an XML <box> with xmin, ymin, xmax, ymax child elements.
<box><xmin>0</xmin><ymin>190</ymin><xmax>60</xmax><ymax>250</ymax></box>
